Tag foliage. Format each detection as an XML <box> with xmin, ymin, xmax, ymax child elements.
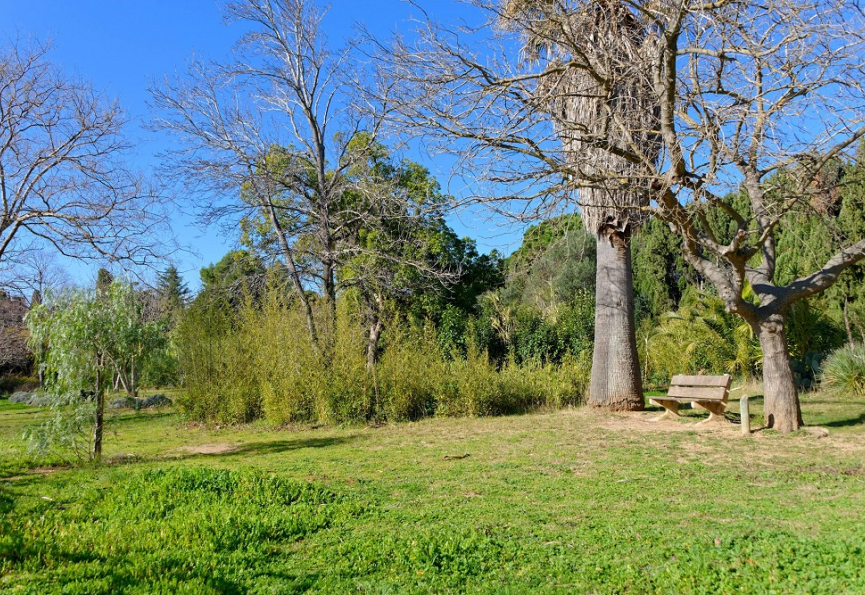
<box><xmin>155</xmin><ymin>265</ymin><xmax>190</xmax><ymax>329</ymax></box>
<box><xmin>22</xmin><ymin>391</ymin><xmax>97</xmax><ymax>462</ymax></box>
<box><xmin>632</xmin><ymin>217</ymin><xmax>698</xmax><ymax>322</ymax></box>
<box><xmin>173</xmin><ymin>291</ymin><xmax>262</xmax><ymax>424</ymax></box>
<box><xmin>821</xmin><ymin>346</ymin><xmax>865</xmax><ymax>398</ymax></box>
<box><xmin>199</xmin><ymin>250</ymin><xmax>267</xmax><ymax>300</ymax></box>
<box><xmin>502</xmin><ymin>223</ymin><xmax>596</xmax><ymax>316</ymax></box>
<box><xmin>0</xmin><ymin>374</ymin><xmax>38</xmax><ymax>397</ymax></box>
<box><xmin>643</xmin><ymin>289</ymin><xmax>761</xmax><ymax>386</ymax></box>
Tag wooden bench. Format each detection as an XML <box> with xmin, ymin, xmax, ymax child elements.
<box><xmin>649</xmin><ymin>374</ymin><xmax>731</xmax><ymax>424</ymax></box>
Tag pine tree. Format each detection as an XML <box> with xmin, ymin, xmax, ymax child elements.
<box><xmin>156</xmin><ymin>266</ymin><xmax>190</xmax><ymax>328</ymax></box>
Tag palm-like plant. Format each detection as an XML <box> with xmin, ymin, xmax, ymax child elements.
<box><xmin>503</xmin><ymin>0</ymin><xmax>660</xmax><ymax>409</ymax></box>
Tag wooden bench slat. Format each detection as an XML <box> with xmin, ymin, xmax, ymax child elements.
<box><xmin>652</xmin><ymin>395</ymin><xmax>725</xmax><ymax>403</ymax></box>
<box><xmin>670</xmin><ymin>374</ymin><xmax>731</xmax><ymax>387</ymax></box>
<box><xmin>667</xmin><ymin>385</ymin><xmax>728</xmax><ymax>400</ymax></box>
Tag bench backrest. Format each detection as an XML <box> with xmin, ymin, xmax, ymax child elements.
<box><xmin>668</xmin><ymin>374</ymin><xmax>732</xmax><ymax>401</ymax></box>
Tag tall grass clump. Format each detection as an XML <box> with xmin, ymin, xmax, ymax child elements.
<box><xmin>821</xmin><ymin>345</ymin><xmax>865</xmax><ymax>398</ymax></box>
<box><xmin>376</xmin><ymin>324</ymin><xmax>445</xmax><ymax>421</ymax></box>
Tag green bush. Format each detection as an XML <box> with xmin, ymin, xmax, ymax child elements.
<box><xmin>821</xmin><ymin>345</ymin><xmax>865</xmax><ymax>398</ymax></box>
<box><xmin>376</xmin><ymin>324</ymin><xmax>443</xmax><ymax>421</ymax></box>
<box><xmin>642</xmin><ymin>290</ymin><xmax>760</xmax><ymax>385</ymax></box>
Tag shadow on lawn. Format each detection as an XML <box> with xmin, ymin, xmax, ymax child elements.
<box><xmin>108</xmin><ymin>411</ymin><xmax>174</xmax><ymax>424</ymax></box>
<box><xmin>823</xmin><ymin>412</ymin><xmax>865</xmax><ymax>428</ymax></box>
<box><xmin>0</xmin><ymin>540</ymin><xmax>324</xmax><ymax>595</ymax></box>
<box><xmin>175</xmin><ymin>435</ymin><xmax>361</xmax><ymax>460</ymax></box>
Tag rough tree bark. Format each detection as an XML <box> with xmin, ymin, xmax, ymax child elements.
<box><xmin>757</xmin><ymin>314</ymin><xmax>803</xmax><ymax>432</ymax></box>
<box><xmin>589</xmin><ymin>227</ymin><xmax>643</xmax><ymax>409</ymax></box>
<box><xmin>366</xmin><ymin>316</ymin><xmax>384</xmax><ymax>372</ymax></box>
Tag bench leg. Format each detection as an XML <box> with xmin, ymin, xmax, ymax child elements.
<box><xmin>694</xmin><ymin>400</ymin><xmax>727</xmax><ymax>424</ymax></box>
<box><xmin>649</xmin><ymin>399</ymin><xmax>680</xmax><ymax>422</ymax></box>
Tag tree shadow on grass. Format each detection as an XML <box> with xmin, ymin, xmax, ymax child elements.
<box><xmin>823</xmin><ymin>412</ymin><xmax>865</xmax><ymax>428</ymax></box>
<box><xmin>107</xmin><ymin>411</ymin><xmax>174</xmax><ymax>424</ymax></box>
<box><xmin>174</xmin><ymin>435</ymin><xmax>362</xmax><ymax>460</ymax></box>
<box><xmin>1</xmin><ymin>542</ymin><xmax>323</xmax><ymax>594</ymax></box>
<box><xmin>0</xmin><ymin>407</ymin><xmax>47</xmax><ymax>418</ymax></box>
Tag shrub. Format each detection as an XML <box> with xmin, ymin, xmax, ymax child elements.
<box><xmin>642</xmin><ymin>290</ymin><xmax>760</xmax><ymax>385</ymax></box>
<box><xmin>821</xmin><ymin>345</ymin><xmax>865</xmax><ymax>398</ymax></box>
<box><xmin>376</xmin><ymin>325</ymin><xmax>443</xmax><ymax>421</ymax></box>
<box><xmin>0</xmin><ymin>374</ymin><xmax>39</xmax><ymax>397</ymax></box>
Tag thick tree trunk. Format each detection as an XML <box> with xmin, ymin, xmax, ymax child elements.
<box><xmin>758</xmin><ymin>314</ymin><xmax>803</xmax><ymax>432</ymax></box>
<box><xmin>588</xmin><ymin>230</ymin><xmax>644</xmax><ymax>410</ymax></box>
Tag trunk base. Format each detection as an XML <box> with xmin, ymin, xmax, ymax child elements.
<box><xmin>758</xmin><ymin>316</ymin><xmax>803</xmax><ymax>432</ymax></box>
<box><xmin>588</xmin><ymin>228</ymin><xmax>644</xmax><ymax>411</ymax></box>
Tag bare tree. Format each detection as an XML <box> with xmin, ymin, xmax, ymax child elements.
<box><xmin>0</xmin><ymin>41</ymin><xmax>168</xmax><ymax>271</ymax></box>
<box><xmin>0</xmin><ymin>250</ymin><xmax>71</xmax><ymax>305</ymax></box>
<box><xmin>641</xmin><ymin>0</ymin><xmax>865</xmax><ymax>431</ymax></box>
<box><xmin>152</xmin><ymin>0</ymin><xmax>454</xmax><ymax>357</ymax></box>
<box><xmin>152</xmin><ymin>0</ymin><xmax>376</xmax><ymax>347</ymax></box>
<box><xmin>381</xmin><ymin>0</ymin><xmax>865</xmax><ymax>430</ymax></box>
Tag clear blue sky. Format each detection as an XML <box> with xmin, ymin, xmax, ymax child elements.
<box><xmin>0</xmin><ymin>0</ymin><xmax>523</xmax><ymax>291</ymax></box>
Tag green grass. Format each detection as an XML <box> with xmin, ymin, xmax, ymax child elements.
<box><xmin>2</xmin><ymin>393</ymin><xmax>865</xmax><ymax>594</ymax></box>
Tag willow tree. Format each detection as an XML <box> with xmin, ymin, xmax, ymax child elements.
<box><xmin>378</xmin><ymin>0</ymin><xmax>659</xmax><ymax>409</ymax></box>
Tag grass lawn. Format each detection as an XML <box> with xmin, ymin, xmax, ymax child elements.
<box><xmin>1</xmin><ymin>392</ymin><xmax>864</xmax><ymax>594</ymax></box>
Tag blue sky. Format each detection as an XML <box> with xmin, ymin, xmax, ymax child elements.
<box><xmin>0</xmin><ymin>0</ymin><xmax>524</xmax><ymax>291</ymax></box>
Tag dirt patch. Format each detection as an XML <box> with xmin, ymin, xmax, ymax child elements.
<box><xmin>592</xmin><ymin>410</ymin><xmax>740</xmax><ymax>434</ymax></box>
<box><xmin>173</xmin><ymin>442</ymin><xmax>240</xmax><ymax>455</ymax></box>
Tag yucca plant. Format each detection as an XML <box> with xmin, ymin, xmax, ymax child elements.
<box><xmin>821</xmin><ymin>345</ymin><xmax>865</xmax><ymax>398</ymax></box>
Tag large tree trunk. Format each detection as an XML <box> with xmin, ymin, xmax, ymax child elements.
<box><xmin>758</xmin><ymin>314</ymin><xmax>803</xmax><ymax>432</ymax></box>
<box><xmin>588</xmin><ymin>230</ymin><xmax>644</xmax><ymax>410</ymax></box>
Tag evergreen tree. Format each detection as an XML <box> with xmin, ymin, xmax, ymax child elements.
<box><xmin>156</xmin><ymin>266</ymin><xmax>190</xmax><ymax>328</ymax></box>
